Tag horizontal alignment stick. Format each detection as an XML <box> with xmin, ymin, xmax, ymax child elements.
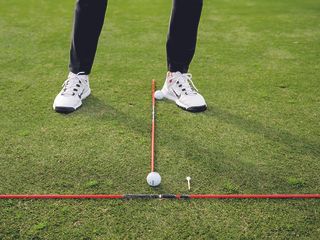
<box><xmin>187</xmin><ymin>194</ymin><xmax>320</xmax><ymax>199</ymax></box>
<box><xmin>0</xmin><ymin>194</ymin><xmax>125</xmax><ymax>199</ymax></box>
<box><xmin>0</xmin><ymin>194</ymin><xmax>320</xmax><ymax>199</ymax></box>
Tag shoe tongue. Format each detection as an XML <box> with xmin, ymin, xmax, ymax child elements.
<box><xmin>68</xmin><ymin>72</ymin><xmax>87</xmax><ymax>81</ymax></box>
<box><xmin>173</xmin><ymin>71</ymin><xmax>182</xmax><ymax>77</ymax></box>
<box><xmin>167</xmin><ymin>71</ymin><xmax>182</xmax><ymax>78</ymax></box>
<box><xmin>68</xmin><ymin>72</ymin><xmax>76</xmax><ymax>78</ymax></box>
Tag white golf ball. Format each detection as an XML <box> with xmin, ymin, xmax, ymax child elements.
<box><xmin>146</xmin><ymin>172</ymin><xmax>161</xmax><ymax>187</ymax></box>
<box><xmin>154</xmin><ymin>90</ymin><xmax>164</xmax><ymax>100</ymax></box>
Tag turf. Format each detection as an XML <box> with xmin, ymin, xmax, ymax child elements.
<box><xmin>0</xmin><ymin>0</ymin><xmax>319</xmax><ymax>239</ymax></box>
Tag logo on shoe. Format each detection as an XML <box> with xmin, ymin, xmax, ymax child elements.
<box><xmin>78</xmin><ymin>89</ymin><xmax>84</xmax><ymax>99</ymax></box>
<box><xmin>172</xmin><ymin>89</ymin><xmax>181</xmax><ymax>98</ymax></box>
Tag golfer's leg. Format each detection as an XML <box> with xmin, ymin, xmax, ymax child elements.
<box><xmin>69</xmin><ymin>0</ymin><xmax>108</xmax><ymax>75</ymax></box>
<box><xmin>166</xmin><ymin>0</ymin><xmax>203</xmax><ymax>73</ymax></box>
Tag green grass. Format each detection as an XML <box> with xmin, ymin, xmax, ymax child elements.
<box><xmin>0</xmin><ymin>0</ymin><xmax>320</xmax><ymax>239</ymax></box>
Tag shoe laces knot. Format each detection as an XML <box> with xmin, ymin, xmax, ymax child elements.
<box><xmin>177</xmin><ymin>73</ymin><xmax>199</xmax><ymax>95</ymax></box>
<box><xmin>61</xmin><ymin>72</ymin><xmax>86</xmax><ymax>96</ymax></box>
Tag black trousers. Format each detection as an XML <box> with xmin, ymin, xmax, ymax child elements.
<box><xmin>69</xmin><ymin>0</ymin><xmax>203</xmax><ymax>75</ymax></box>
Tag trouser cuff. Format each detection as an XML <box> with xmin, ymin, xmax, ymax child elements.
<box><xmin>167</xmin><ymin>63</ymin><xmax>189</xmax><ymax>73</ymax></box>
<box><xmin>69</xmin><ymin>64</ymin><xmax>91</xmax><ymax>75</ymax></box>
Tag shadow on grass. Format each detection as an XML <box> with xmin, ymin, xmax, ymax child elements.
<box><xmin>78</xmin><ymin>95</ymin><xmax>301</xmax><ymax>193</ymax></box>
<box><xmin>203</xmin><ymin>106</ymin><xmax>320</xmax><ymax>159</ymax></box>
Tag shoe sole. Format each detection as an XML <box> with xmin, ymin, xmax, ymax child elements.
<box><xmin>176</xmin><ymin>103</ymin><xmax>207</xmax><ymax>113</ymax></box>
<box><xmin>161</xmin><ymin>87</ymin><xmax>207</xmax><ymax>113</ymax></box>
<box><xmin>54</xmin><ymin>106</ymin><xmax>78</xmax><ymax>113</ymax></box>
<box><xmin>176</xmin><ymin>99</ymin><xmax>207</xmax><ymax>113</ymax></box>
<box><xmin>53</xmin><ymin>89</ymin><xmax>91</xmax><ymax>114</ymax></box>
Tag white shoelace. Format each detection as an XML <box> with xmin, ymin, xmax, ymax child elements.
<box><xmin>173</xmin><ymin>73</ymin><xmax>199</xmax><ymax>95</ymax></box>
<box><xmin>61</xmin><ymin>73</ymin><xmax>86</xmax><ymax>96</ymax></box>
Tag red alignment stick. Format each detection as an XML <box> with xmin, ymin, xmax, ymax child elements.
<box><xmin>151</xmin><ymin>79</ymin><xmax>156</xmax><ymax>172</ymax></box>
<box><xmin>187</xmin><ymin>194</ymin><xmax>320</xmax><ymax>199</ymax></box>
<box><xmin>0</xmin><ymin>194</ymin><xmax>124</xmax><ymax>199</ymax></box>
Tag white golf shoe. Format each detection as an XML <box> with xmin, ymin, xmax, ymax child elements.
<box><xmin>53</xmin><ymin>72</ymin><xmax>91</xmax><ymax>113</ymax></box>
<box><xmin>159</xmin><ymin>71</ymin><xmax>207</xmax><ymax>112</ymax></box>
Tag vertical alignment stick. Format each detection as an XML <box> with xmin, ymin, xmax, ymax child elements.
<box><xmin>151</xmin><ymin>79</ymin><xmax>156</xmax><ymax>172</ymax></box>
